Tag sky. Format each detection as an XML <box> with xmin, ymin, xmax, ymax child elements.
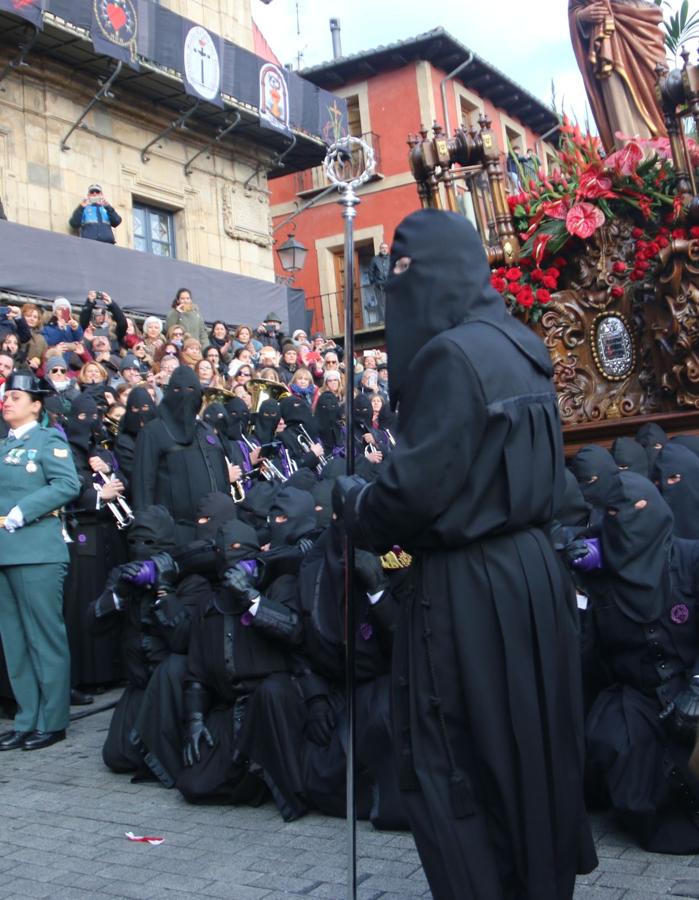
<box><xmin>253</xmin><ymin>0</ymin><xmax>686</xmax><ymax>130</ymax></box>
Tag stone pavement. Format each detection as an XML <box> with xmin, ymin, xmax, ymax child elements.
<box><xmin>1</xmin><ymin>694</ymin><xmax>699</xmax><ymax>900</ymax></box>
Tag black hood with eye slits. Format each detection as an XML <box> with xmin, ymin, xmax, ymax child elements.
<box><xmin>159</xmin><ymin>366</ymin><xmax>202</xmax><ymax>444</ymax></box>
<box><xmin>384</xmin><ymin>209</ymin><xmax>552</xmax><ymax>410</ymax></box>
<box><xmin>127</xmin><ymin>505</ymin><xmax>177</xmax><ymax>561</ymax></box>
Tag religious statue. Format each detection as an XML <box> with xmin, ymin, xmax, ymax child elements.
<box><xmin>568</xmin><ymin>0</ymin><xmax>668</xmax><ymax>152</ymax></box>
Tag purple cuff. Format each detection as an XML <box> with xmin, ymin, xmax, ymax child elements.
<box><xmin>572</xmin><ymin>538</ymin><xmax>603</xmax><ymax>571</ymax></box>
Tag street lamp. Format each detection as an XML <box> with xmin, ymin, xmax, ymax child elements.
<box><xmin>276</xmin><ymin>232</ymin><xmax>308</xmax><ymax>274</ymax></box>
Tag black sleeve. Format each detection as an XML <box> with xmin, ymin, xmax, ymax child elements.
<box><xmin>105</xmin><ymin>205</ymin><xmax>122</xmax><ymax>227</ymax></box>
<box><xmin>13</xmin><ymin>316</ymin><xmax>31</xmax><ymax>344</ymax></box>
<box><xmin>350</xmin><ymin>337</ymin><xmax>487</xmax><ymax>551</ymax></box>
<box><xmin>131</xmin><ymin>424</ymin><xmax>159</xmax><ymax>510</ymax></box>
<box><xmin>153</xmin><ymin>574</ymin><xmax>211</xmax><ymax>654</ymax></box>
<box><xmin>250</xmin><ymin>575</ymin><xmax>303</xmax><ymax>647</ymax></box>
<box><xmin>79</xmin><ymin>300</ymin><xmax>95</xmax><ymax>331</ymax></box>
<box><xmin>109</xmin><ymin>300</ymin><xmax>127</xmax><ymax>343</ymax></box>
<box><xmin>69</xmin><ymin>205</ymin><xmax>83</xmax><ymax>230</ymax></box>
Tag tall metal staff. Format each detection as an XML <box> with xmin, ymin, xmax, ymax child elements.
<box><xmin>323</xmin><ymin>137</ymin><xmax>375</xmax><ymax>900</ymax></box>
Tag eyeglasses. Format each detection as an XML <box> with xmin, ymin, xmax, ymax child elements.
<box><xmin>50</xmin><ymin>367</ymin><xmax>67</xmax><ymax>373</ymax></box>
<box><xmin>238</xmin><ymin>371</ymin><xmax>252</xmax><ymax>377</ymax></box>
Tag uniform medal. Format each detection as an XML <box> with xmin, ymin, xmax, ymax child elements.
<box><xmin>26</xmin><ymin>449</ymin><xmax>38</xmax><ymax>473</ymax></box>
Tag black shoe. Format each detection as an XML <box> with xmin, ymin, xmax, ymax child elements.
<box><xmin>22</xmin><ymin>730</ymin><xmax>66</xmax><ymax>751</ymax></box>
<box><xmin>0</xmin><ymin>731</ymin><xmax>29</xmax><ymax>751</ymax></box>
<box><xmin>70</xmin><ymin>689</ymin><xmax>94</xmax><ymax>706</ymax></box>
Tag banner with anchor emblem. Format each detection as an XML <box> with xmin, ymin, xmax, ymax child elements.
<box><xmin>91</xmin><ymin>0</ymin><xmax>140</xmax><ymax>69</ymax></box>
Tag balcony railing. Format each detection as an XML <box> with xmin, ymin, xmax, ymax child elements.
<box><xmin>306</xmin><ymin>288</ymin><xmax>385</xmax><ymax>338</ymax></box>
<box><xmin>294</xmin><ymin>131</ymin><xmax>382</xmax><ymax>196</ymax></box>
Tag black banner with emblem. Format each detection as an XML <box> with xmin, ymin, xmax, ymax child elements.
<box><xmin>90</xmin><ymin>0</ymin><xmax>139</xmax><ymax>69</ymax></box>
<box><xmin>181</xmin><ymin>20</ymin><xmax>223</xmax><ymax>107</ymax></box>
<box><xmin>0</xmin><ymin>0</ymin><xmax>44</xmax><ymax>29</ymax></box>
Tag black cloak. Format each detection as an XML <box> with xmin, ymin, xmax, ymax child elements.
<box><xmin>224</xmin><ymin>397</ymin><xmax>250</xmax><ymax>442</ymax></box>
<box><xmin>254</xmin><ymin>399</ymin><xmax>280</xmax><ymax>446</ymax></box>
<box><xmin>159</xmin><ymin>366</ymin><xmax>203</xmax><ymax>445</ymax></box>
<box><xmin>652</xmin><ymin>443</ymin><xmax>699</xmax><ymax>540</ymax></box>
<box><xmin>345</xmin><ymin>209</ymin><xmax>596</xmax><ymax>898</ymax></box>
<box><xmin>611</xmin><ymin>436</ymin><xmax>649</xmax><ymax>477</ymax></box>
<box><xmin>671</xmin><ymin>434</ymin><xmax>699</xmax><ymax>458</ymax></box>
<box><xmin>114</xmin><ymin>387</ymin><xmax>155</xmax><ymax>483</ymax></box>
<box><xmin>195</xmin><ymin>491</ymin><xmax>237</xmax><ymax>542</ymax></box>
<box><xmin>636</xmin><ymin>422</ymin><xmax>668</xmax><ymax>469</ymax></box>
<box><xmin>268</xmin><ymin>486</ymin><xmax>317</xmax><ymax>546</ymax></box>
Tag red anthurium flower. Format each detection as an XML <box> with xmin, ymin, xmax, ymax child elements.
<box><xmin>576</xmin><ymin>168</ymin><xmax>614</xmax><ymax>200</ymax></box>
<box><xmin>542</xmin><ymin>198</ymin><xmax>570</xmax><ymax>220</ymax></box>
<box><xmin>533</xmin><ymin>232</ymin><xmax>553</xmax><ymax>266</ymax></box>
<box><xmin>566</xmin><ymin>203</ymin><xmax>606</xmax><ymax>239</ymax></box>
<box><xmin>604</xmin><ymin>141</ymin><xmax>643</xmax><ymax>177</ymax></box>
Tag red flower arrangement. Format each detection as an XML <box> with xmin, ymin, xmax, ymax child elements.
<box><xmin>493</xmin><ymin>116</ymin><xmax>694</xmax><ymax>321</ymax></box>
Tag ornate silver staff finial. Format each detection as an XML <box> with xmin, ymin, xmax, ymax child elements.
<box><xmin>323</xmin><ymin>135</ymin><xmax>375</xmax><ymax>217</ymax></box>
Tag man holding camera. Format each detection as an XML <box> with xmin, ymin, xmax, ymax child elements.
<box><xmin>69</xmin><ymin>184</ymin><xmax>122</xmax><ymax>244</ymax></box>
<box><xmin>256</xmin><ymin>313</ymin><xmax>285</xmax><ymax>354</ymax></box>
<box><xmin>79</xmin><ymin>291</ymin><xmax>127</xmax><ymax>354</ymax></box>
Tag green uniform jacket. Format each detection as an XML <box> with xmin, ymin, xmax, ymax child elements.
<box><xmin>0</xmin><ymin>424</ymin><xmax>80</xmax><ymax>565</ymax></box>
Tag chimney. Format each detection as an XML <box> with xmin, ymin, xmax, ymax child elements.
<box><xmin>329</xmin><ymin>18</ymin><xmax>342</xmax><ymax>60</ymax></box>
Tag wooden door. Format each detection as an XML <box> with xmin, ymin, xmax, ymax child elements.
<box><xmin>333</xmin><ymin>248</ymin><xmax>364</xmax><ymax>334</ymax></box>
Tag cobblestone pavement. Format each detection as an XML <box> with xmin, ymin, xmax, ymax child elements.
<box><xmin>1</xmin><ymin>694</ymin><xmax>699</xmax><ymax>899</ymax></box>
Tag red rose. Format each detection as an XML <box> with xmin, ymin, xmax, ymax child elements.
<box><xmin>636</xmin><ymin>260</ymin><xmax>651</xmax><ymax>271</ymax></box>
<box><xmin>491</xmin><ymin>277</ymin><xmax>507</xmax><ymax>293</ymax></box>
<box><xmin>631</xmin><ymin>227</ymin><xmax>644</xmax><ymax>239</ymax></box>
<box><xmin>691</xmin><ymin>227</ymin><xmax>699</xmax><ymax>240</ymax></box>
<box><xmin>505</xmin><ymin>267</ymin><xmax>522</xmax><ymax>282</ymax></box>
<box><xmin>495</xmin><ymin>267</ymin><xmax>506</xmax><ymax>277</ymax></box>
<box><xmin>612</xmin><ymin>262</ymin><xmax>627</xmax><ymax>274</ymax></box>
<box><xmin>509</xmin><ymin>282</ymin><xmax>523</xmax><ymax>296</ymax></box>
<box><xmin>517</xmin><ymin>288</ymin><xmax>534</xmax><ymax>308</ymax></box>
<box><xmin>541</xmin><ymin>276</ymin><xmax>558</xmax><ymax>290</ymax></box>
<box><xmin>657</xmin><ymin>235</ymin><xmax>670</xmax><ymax>248</ymax></box>
<box><xmin>547</xmin><ymin>268</ymin><xmax>561</xmax><ymax>279</ymax></box>
<box><xmin>629</xmin><ymin>271</ymin><xmax>643</xmax><ymax>282</ymax></box>
<box><xmin>531</xmin><ymin>268</ymin><xmax>544</xmax><ymax>283</ymax></box>
<box><xmin>610</xmin><ymin>286</ymin><xmax>624</xmax><ymax>299</ymax></box>
<box><xmin>535</xmin><ymin>289</ymin><xmax>552</xmax><ymax>304</ymax></box>
<box><xmin>553</xmin><ymin>257</ymin><xmax>567</xmax><ymax>268</ymax></box>
<box><xmin>672</xmin><ymin>228</ymin><xmax>688</xmax><ymax>240</ymax></box>
<box><xmin>566</xmin><ymin>202</ymin><xmax>606</xmax><ymax>239</ymax></box>
<box><xmin>647</xmin><ymin>242</ymin><xmax>660</xmax><ymax>256</ymax></box>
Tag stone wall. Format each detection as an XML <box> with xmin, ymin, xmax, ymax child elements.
<box><xmin>0</xmin><ymin>24</ymin><xmax>276</xmax><ymax>286</ymax></box>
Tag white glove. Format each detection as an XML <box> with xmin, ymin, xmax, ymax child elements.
<box><xmin>4</xmin><ymin>506</ymin><xmax>25</xmax><ymax>533</ymax></box>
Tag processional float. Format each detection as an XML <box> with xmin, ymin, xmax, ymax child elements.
<box><xmin>406</xmin><ymin>50</ymin><xmax>699</xmax><ymax>453</ymax></box>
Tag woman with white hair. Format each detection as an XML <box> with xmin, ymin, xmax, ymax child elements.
<box><xmin>142</xmin><ymin>316</ymin><xmax>164</xmax><ymax>357</ymax></box>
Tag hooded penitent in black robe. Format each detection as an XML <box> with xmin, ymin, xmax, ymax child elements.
<box><xmin>612</xmin><ymin>436</ymin><xmax>649</xmax><ymax>478</ymax></box>
<box><xmin>636</xmin><ymin>422</ymin><xmax>668</xmax><ymax>470</ymax></box>
<box><xmin>176</xmin><ymin>520</ymin><xmax>307</xmax><ymax>821</ymax></box>
<box><xmin>129</xmin><ymin>492</ymin><xmax>237</xmax><ymax>787</ymax></box>
<box><xmin>343</xmin><ymin>210</ymin><xmax>596</xmax><ymax>900</ymax></box>
<box><xmin>63</xmin><ymin>394</ymin><xmax>125</xmax><ymax>687</ymax></box>
<box><xmin>570</xmin><ymin>444</ymin><xmax>618</xmax><ymax>525</ymax></box>
<box><xmin>131</xmin><ymin>367</ymin><xmax>231</xmax><ymax>543</ymax></box>
<box><xmin>580</xmin><ymin>472</ymin><xmax>699</xmax><ymax>853</ymax></box>
<box><xmin>653</xmin><ymin>443</ymin><xmax>699</xmax><ymax>540</ymax></box>
<box><xmin>672</xmin><ymin>434</ymin><xmax>699</xmax><ymax>458</ymax></box>
<box><xmin>314</xmin><ymin>392</ymin><xmax>345</xmax><ymax>459</ymax></box>
<box><xmin>298</xmin><ymin>524</ymin><xmax>408</xmax><ymax>830</ymax></box>
<box><xmin>114</xmin><ymin>386</ymin><xmax>156</xmax><ymax>486</ymax></box>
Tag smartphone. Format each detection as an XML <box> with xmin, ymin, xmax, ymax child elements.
<box><xmin>60</xmin><ymin>307</ymin><xmax>71</xmax><ymax>323</ymax></box>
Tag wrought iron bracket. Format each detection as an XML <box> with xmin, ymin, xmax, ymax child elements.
<box><xmin>243</xmin><ymin>132</ymin><xmax>297</xmax><ymax>191</ymax></box>
<box><xmin>0</xmin><ymin>26</ymin><xmax>39</xmax><ymax>91</ymax></box>
<box><xmin>60</xmin><ymin>61</ymin><xmax>123</xmax><ymax>151</ymax></box>
<box><xmin>183</xmin><ymin>111</ymin><xmax>241</xmax><ymax>176</ymax></box>
<box><xmin>141</xmin><ymin>100</ymin><xmax>201</xmax><ymax>163</ymax></box>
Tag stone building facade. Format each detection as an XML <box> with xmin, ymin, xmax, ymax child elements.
<box><xmin>0</xmin><ymin>0</ymin><xmax>328</xmax><ymax>287</ymax></box>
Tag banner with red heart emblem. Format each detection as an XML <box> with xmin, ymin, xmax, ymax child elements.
<box><xmin>0</xmin><ymin>0</ymin><xmax>44</xmax><ymax>30</ymax></box>
<box><xmin>91</xmin><ymin>0</ymin><xmax>140</xmax><ymax>69</ymax></box>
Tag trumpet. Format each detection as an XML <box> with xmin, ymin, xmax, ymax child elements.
<box><xmin>224</xmin><ymin>454</ymin><xmax>246</xmax><ymax>503</ymax></box>
<box><xmin>94</xmin><ymin>471</ymin><xmax>134</xmax><ymax>530</ymax></box>
<box><xmin>297</xmin><ymin>425</ymin><xmax>326</xmax><ymax>474</ymax></box>
<box><xmin>385</xmin><ymin>428</ymin><xmax>396</xmax><ymax>448</ymax></box>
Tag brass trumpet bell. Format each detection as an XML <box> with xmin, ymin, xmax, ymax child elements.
<box><xmin>245</xmin><ymin>378</ymin><xmax>290</xmax><ymax>413</ymax></box>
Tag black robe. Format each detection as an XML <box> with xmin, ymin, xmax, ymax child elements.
<box><xmin>653</xmin><ymin>443</ymin><xmax>699</xmax><ymax>540</ymax></box>
<box><xmin>345</xmin><ymin>209</ymin><xmax>596</xmax><ymax>899</ymax></box>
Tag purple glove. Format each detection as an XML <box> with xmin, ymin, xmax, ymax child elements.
<box><xmin>570</xmin><ymin>538</ymin><xmax>603</xmax><ymax>572</ymax></box>
<box><xmin>120</xmin><ymin>560</ymin><xmax>157</xmax><ymax>586</ymax></box>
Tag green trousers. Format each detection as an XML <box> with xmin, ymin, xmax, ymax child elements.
<box><xmin>0</xmin><ymin>562</ymin><xmax>70</xmax><ymax>733</ymax></box>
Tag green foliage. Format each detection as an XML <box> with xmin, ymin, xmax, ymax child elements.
<box><xmin>654</xmin><ymin>0</ymin><xmax>699</xmax><ymax>56</ymax></box>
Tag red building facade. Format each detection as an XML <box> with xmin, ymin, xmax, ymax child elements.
<box><xmin>270</xmin><ymin>28</ymin><xmax>559</xmax><ymax>341</ymax></box>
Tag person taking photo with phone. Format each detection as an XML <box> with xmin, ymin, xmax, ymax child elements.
<box><xmin>69</xmin><ymin>184</ymin><xmax>121</xmax><ymax>244</ymax></box>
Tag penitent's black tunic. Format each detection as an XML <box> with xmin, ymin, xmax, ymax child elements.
<box><xmin>346</xmin><ymin>210</ymin><xmax>596</xmax><ymax>900</ymax></box>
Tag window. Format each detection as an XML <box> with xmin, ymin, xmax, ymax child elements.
<box><xmin>459</xmin><ymin>96</ymin><xmax>479</xmax><ymax>129</ymax></box>
<box><xmin>345</xmin><ymin>95</ymin><xmax>362</xmax><ymax>137</ymax></box>
<box><xmin>133</xmin><ymin>202</ymin><xmax>176</xmax><ymax>257</ymax></box>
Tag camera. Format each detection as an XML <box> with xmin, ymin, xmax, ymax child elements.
<box><xmin>95</xmin><ymin>291</ymin><xmax>103</xmax><ymax>301</ymax></box>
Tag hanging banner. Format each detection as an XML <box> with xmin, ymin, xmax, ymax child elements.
<box><xmin>259</xmin><ymin>62</ymin><xmax>291</xmax><ymax>135</ymax></box>
<box><xmin>91</xmin><ymin>0</ymin><xmax>139</xmax><ymax>69</ymax></box>
<box><xmin>0</xmin><ymin>0</ymin><xmax>44</xmax><ymax>30</ymax></box>
<box><xmin>182</xmin><ymin>23</ymin><xmax>223</xmax><ymax>107</ymax></box>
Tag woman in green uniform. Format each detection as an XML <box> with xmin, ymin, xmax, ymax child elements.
<box><xmin>0</xmin><ymin>370</ymin><xmax>80</xmax><ymax>751</ymax></box>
